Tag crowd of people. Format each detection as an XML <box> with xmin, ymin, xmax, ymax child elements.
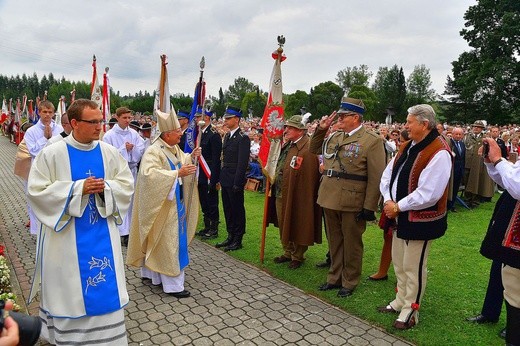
<box><xmin>2</xmin><ymin>97</ymin><xmax>520</xmax><ymax>345</ymax></box>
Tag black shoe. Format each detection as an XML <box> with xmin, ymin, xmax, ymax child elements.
<box><xmin>499</xmin><ymin>327</ymin><xmax>506</xmax><ymax>339</ymax></box>
<box><xmin>273</xmin><ymin>255</ymin><xmax>291</xmax><ymax>264</ymax></box>
<box><xmin>318</xmin><ymin>283</ymin><xmax>341</xmax><ymax>291</ymax></box>
<box><xmin>315</xmin><ymin>260</ymin><xmax>331</xmax><ymax>268</ymax></box>
<box><xmin>466</xmin><ymin>314</ymin><xmax>498</xmax><ymax>324</ymax></box>
<box><xmin>216</xmin><ymin>237</ymin><xmax>233</xmax><ymax>248</ymax></box>
<box><xmin>224</xmin><ymin>241</ymin><xmax>243</xmax><ymax>252</ymax></box>
<box><xmin>201</xmin><ymin>230</ymin><xmax>218</xmax><ymax>240</ymax></box>
<box><xmin>196</xmin><ymin>228</ymin><xmax>208</xmax><ymax>237</ymax></box>
<box><xmin>367</xmin><ymin>275</ymin><xmax>388</xmax><ymax>281</ymax></box>
<box><xmin>168</xmin><ymin>290</ymin><xmax>191</xmax><ymax>298</ymax></box>
<box><xmin>337</xmin><ymin>287</ymin><xmax>354</xmax><ymax>297</ymax></box>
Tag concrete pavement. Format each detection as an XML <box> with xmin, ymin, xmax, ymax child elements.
<box><xmin>0</xmin><ymin>135</ymin><xmax>413</xmax><ymax>345</ymax></box>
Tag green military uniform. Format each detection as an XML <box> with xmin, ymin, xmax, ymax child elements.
<box><xmin>310</xmin><ymin>125</ymin><xmax>386</xmax><ymax>290</ymax></box>
<box><xmin>464</xmin><ymin>123</ymin><xmax>494</xmax><ymax>206</ymax></box>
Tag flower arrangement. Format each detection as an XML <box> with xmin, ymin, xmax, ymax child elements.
<box><xmin>0</xmin><ymin>247</ymin><xmax>20</xmax><ymax>311</ymax></box>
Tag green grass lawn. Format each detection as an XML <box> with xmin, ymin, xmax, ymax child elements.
<box><xmin>199</xmin><ymin>190</ymin><xmax>504</xmax><ymax>346</ymax></box>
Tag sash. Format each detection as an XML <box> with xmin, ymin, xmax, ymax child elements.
<box><xmin>67</xmin><ymin>144</ymin><xmax>121</xmax><ymax>316</ymax></box>
<box><xmin>166</xmin><ymin>158</ymin><xmax>190</xmax><ymax>270</ymax></box>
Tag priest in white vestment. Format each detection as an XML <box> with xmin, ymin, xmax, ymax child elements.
<box><xmin>27</xmin><ymin>99</ymin><xmax>134</xmax><ymax>345</ymax></box>
<box><xmin>102</xmin><ymin>106</ymin><xmax>145</xmax><ymax>242</ymax></box>
<box><xmin>127</xmin><ymin>109</ymin><xmax>200</xmax><ymax>298</ymax></box>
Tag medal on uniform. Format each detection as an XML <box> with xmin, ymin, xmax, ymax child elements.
<box><xmin>290</xmin><ymin>155</ymin><xmax>303</xmax><ymax>169</ymax></box>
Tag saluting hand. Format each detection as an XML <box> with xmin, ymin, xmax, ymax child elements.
<box><xmin>318</xmin><ymin>111</ymin><xmax>338</xmax><ymax>130</ymax></box>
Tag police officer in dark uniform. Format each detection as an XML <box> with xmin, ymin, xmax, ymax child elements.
<box><xmin>177</xmin><ymin>110</ymin><xmax>190</xmax><ymax>150</ymax></box>
<box><xmin>216</xmin><ymin>106</ymin><xmax>250</xmax><ymax>251</ymax></box>
<box><xmin>194</xmin><ymin>108</ymin><xmax>222</xmax><ymax>239</ymax></box>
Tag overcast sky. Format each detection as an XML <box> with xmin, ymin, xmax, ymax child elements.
<box><xmin>0</xmin><ymin>0</ymin><xmax>476</xmax><ymax>99</ymax></box>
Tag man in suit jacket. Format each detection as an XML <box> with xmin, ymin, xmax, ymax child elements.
<box><xmin>310</xmin><ymin>97</ymin><xmax>386</xmax><ymax>298</ymax></box>
<box><xmin>216</xmin><ymin>106</ymin><xmax>250</xmax><ymax>251</ymax></box>
<box><xmin>448</xmin><ymin>127</ymin><xmax>466</xmax><ymax>211</ymax></box>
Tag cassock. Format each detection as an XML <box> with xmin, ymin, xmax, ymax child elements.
<box><xmin>103</xmin><ymin>124</ymin><xmax>145</xmax><ymax>236</ymax></box>
<box><xmin>126</xmin><ymin>137</ymin><xmax>199</xmax><ymax>291</ymax></box>
<box><xmin>27</xmin><ymin>134</ymin><xmax>134</xmax><ymax>345</ymax></box>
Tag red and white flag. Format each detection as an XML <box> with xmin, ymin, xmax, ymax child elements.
<box><xmin>56</xmin><ymin>95</ymin><xmax>66</xmax><ymax>125</ymax></box>
<box><xmin>102</xmin><ymin>67</ymin><xmax>111</xmax><ymax>132</ymax></box>
<box><xmin>90</xmin><ymin>55</ymin><xmax>102</xmax><ymax>109</ymax></box>
<box><xmin>0</xmin><ymin>98</ymin><xmax>7</xmax><ymax>124</ymax></box>
<box><xmin>258</xmin><ymin>45</ymin><xmax>286</xmax><ymax>183</ymax></box>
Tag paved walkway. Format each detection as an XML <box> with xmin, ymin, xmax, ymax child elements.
<box><xmin>0</xmin><ymin>135</ymin><xmax>413</xmax><ymax>345</ymax></box>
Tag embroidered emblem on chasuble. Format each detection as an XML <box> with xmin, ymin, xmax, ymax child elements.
<box><xmin>66</xmin><ymin>144</ymin><xmax>121</xmax><ymax>316</ymax></box>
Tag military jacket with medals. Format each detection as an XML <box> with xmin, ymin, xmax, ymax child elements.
<box><xmin>310</xmin><ymin>125</ymin><xmax>386</xmax><ymax>212</ymax></box>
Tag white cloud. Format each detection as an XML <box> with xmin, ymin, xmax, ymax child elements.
<box><xmin>0</xmin><ymin>0</ymin><xmax>475</xmax><ymax>99</ymax></box>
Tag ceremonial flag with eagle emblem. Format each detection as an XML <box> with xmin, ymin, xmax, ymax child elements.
<box><xmin>258</xmin><ymin>40</ymin><xmax>286</xmax><ymax>183</ymax></box>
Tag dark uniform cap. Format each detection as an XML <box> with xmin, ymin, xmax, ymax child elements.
<box><xmin>337</xmin><ymin>97</ymin><xmax>365</xmax><ymax>115</ymax></box>
<box><xmin>177</xmin><ymin>110</ymin><xmax>190</xmax><ymax>119</ymax></box>
<box><xmin>224</xmin><ymin>106</ymin><xmax>243</xmax><ymax>119</ymax></box>
<box><xmin>108</xmin><ymin>117</ymin><xmax>117</xmax><ymax>125</ymax></box>
<box><xmin>285</xmin><ymin>115</ymin><xmax>307</xmax><ymax>130</ymax></box>
<box><xmin>140</xmin><ymin>122</ymin><xmax>152</xmax><ymax>131</ymax></box>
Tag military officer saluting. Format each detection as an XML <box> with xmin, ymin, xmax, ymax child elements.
<box><xmin>216</xmin><ymin>106</ymin><xmax>250</xmax><ymax>251</ymax></box>
<box><xmin>310</xmin><ymin>97</ymin><xmax>386</xmax><ymax>297</ymax></box>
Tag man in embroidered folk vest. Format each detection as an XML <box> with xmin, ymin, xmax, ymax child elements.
<box><xmin>378</xmin><ymin>104</ymin><xmax>452</xmax><ymax>330</ymax></box>
<box><xmin>479</xmin><ymin>137</ymin><xmax>520</xmax><ymax>345</ymax></box>
<box><xmin>27</xmin><ymin>99</ymin><xmax>134</xmax><ymax>345</ymax></box>
<box><xmin>310</xmin><ymin>97</ymin><xmax>386</xmax><ymax>298</ymax></box>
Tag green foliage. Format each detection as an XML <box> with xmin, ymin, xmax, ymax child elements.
<box><xmin>200</xmin><ymin>192</ymin><xmax>505</xmax><ymax>346</ymax></box>
<box><xmin>241</xmin><ymin>90</ymin><xmax>267</xmax><ymax>118</ymax></box>
<box><xmin>406</xmin><ymin>64</ymin><xmax>436</xmax><ymax>108</ymax></box>
<box><xmin>284</xmin><ymin>90</ymin><xmax>309</xmax><ymax>118</ymax></box>
<box><xmin>336</xmin><ymin>64</ymin><xmax>372</xmax><ymax>91</ymax></box>
<box><xmin>348</xmin><ymin>85</ymin><xmax>378</xmax><ymax>121</ymax></box>
<box><xmin>372</xmin><ymin>65</ymin><xmax>407</xmax><ymax>122</ymax></box>
<box><xmin>308</xmin><ymin>81</ymin><xmax>343</xmax><ymax>118</ymax></box>
<box><xmin>448</xmin><ymin>0</ymin><xmax>520</xmax><ymax>124</ymax></box>
<box><xmin>225</xmin><ymin>77</ymin><xmax>259</xmax><ymax>109</ymax></box>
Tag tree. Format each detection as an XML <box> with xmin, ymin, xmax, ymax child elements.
<box><xmin>372</xmin><ymin>65</ymin><xmax>407</xmax><ymax>122</ymax></box>
<box><xmin>241</xmin><ymin>88</ymin><xmax>266</xmax><ymax>118</ymax></box>
<box><xmin>406</xmin><ymin>65</ymin><xmax>436</xmax><ymax>109</ymax></box>
<box><xmin>336</xmin><ymin>64</ymin><xmax>372</xmax><ymax>92</ymax></box>
<box><xmin>225</xmin><ymin>76</ymin><xmax>258</xmax><ymax>109</ymax></box>
<box><xmin>308</xmin><ymin>81</ymin><xmax>343</xmax><ymax>117</ymax></box>
<box><xmin>348</xmin><ymin>85</ymin><xmax>378</xmax><ymax>121</ymax></box>
<box><xmin>448</xmin><ymin>0</ymin><xmax>520</xmax><ymax>124</ymax></box>
<box><xmin>284</xmin><ymin>90</ymin><xmax>310</xmax><ymax>118</ymax></box>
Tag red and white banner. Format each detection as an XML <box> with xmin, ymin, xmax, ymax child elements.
<box><xmin>90</xmin><ymin>55</ymin><xmax>102</xmax><ymax>109</ymax></box>
<box><xmin>102</xmin><ymin>68</ymin><xmax>111</xmax><ymax>132</ymax></box>
<box><xmin>258</xmin><ymin>47</ymin><xmax>286</xmax><ymax>183</ymax></box>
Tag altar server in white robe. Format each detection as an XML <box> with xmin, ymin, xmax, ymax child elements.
<box><xmin>27</xmin><ymin>99</ymin><xmax>134</xmax><ymax>345</ymax></box>
<box><xmin>127</xmin><ymin>109</ymin><xmax>200</xmax><ymax>298</ymax></box>
<box><xmin>102</xmin><ymin>106</ymin><xmax>145</xmax><ymax>243</ymax></box>
<box><xmin>23</xmin><ymin>100</ymin><xmax>63</xmax><ymax>235</ymax></box>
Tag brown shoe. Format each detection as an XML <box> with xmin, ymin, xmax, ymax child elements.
<box><xmin>377</xmin><ymin>305</ymin><xmax>398</xmax><ymax>313</ymax></box>
<box><xmin>273</xmin><ymin>255</ymin><xmax>291</xmax><ymax>264</ymax></box>
<box><xmin>393</xmin><ymin>317</ymin><xmax>416</xmax><ymax>330</ymax></box>
<box><xmin>288</xmin><ymin>260</ymin><xmax>302</xmax><ymax>269</ymax></box>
